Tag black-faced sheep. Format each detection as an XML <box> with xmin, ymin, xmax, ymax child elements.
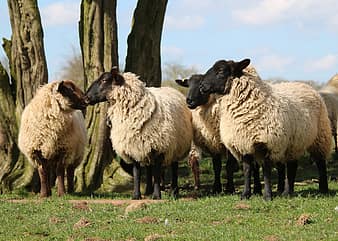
<box><xmin>176</xmin><ymin>75</ymin><xmax>261</xmax><ymax>195</ymax></box>
<box><xmin>84</xmin><ymin>67</ymin><xmax>193</xmax><ymax>199</ymax></box>
<box><xmin>18</xmin><ymin>80</ymin><xmax>87</xmax><ymax>197</ymax></box>
<box><xmin>192</xmin><ymin>58</ymin><xmax>331</xmax><ymax>200</ymax></box>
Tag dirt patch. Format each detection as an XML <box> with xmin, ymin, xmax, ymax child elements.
<box><xmin>73</xmin><ymin>217</ymin><xmax>91</xmax><ymax>229</ymax></box>
<box><xmin>144</xmin><ymin>234</ymin><xmax>165</xmax><ymax>241</ymax></box>
<box><xmin>296</xmin><ymin>214</ymin><xmax>312</xmax><ymax>226</ymax></box>
<box><xmin>125</xmin><ymin>202</ymin><xmax>147</xmax><ymax>215</ymax></box>
<box><xmin>72</xmin><ymin>201</ymin><xmax>92</xmax><ymax>211</ymax></box>
<box><xmin>264</xmin><ymin>235</ymin><xmax>279</xmax><ymax>241</ymax></box>
<box><xmin>234</xmin><ymin>202</ymin><xmax>251</xmax><ymax>210</ymax></box>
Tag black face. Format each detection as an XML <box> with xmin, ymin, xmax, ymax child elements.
<box><xmin>57</xmin><ymin>80</ymin><xmax>87</xmax><ymax>110</ymax></box>
<box><xmin>84</xmin><ymin>67</ymin><xmax>125</xmax><ymax>105</ymax></box>
<box><xmin>175</xmin><ymin>74</ymin><xmax>209</xmax><ymax>109</ymax></box>
<box><xmin>200</xmin><ymin>58</ymin><xmax>251</xmax><ymax>95</ymax></box>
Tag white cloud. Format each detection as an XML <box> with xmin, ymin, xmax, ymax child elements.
<box><xmin>41</xmin><ymin>2</ymin><xmax>79</xmax><ymax>27</ymax></box>
<box><xmin>231</xmin><ymin>0</ymin><xmax>338</xmax><ymax>29</ymax></box>
<box><xmin>232</xmin><ymin>0</ymin><xmax>296</xmax><ymax>25</ymax></box>
<box><xmin>306</xmin><ymin>54</ymin><xmax>338</xmax><ymax>71</ymax></box>
<box><xmin>256</xmin><ymin>54</ymin><xmax>294</xmax><ymax>72</ymax></box>
<box><xmin>165</xmin><ymin>15</ymin><xmax>205</xmax><ymax>30</ymax></box>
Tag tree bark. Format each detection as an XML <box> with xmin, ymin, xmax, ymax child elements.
<box><xmin>0</xmin><ymin>0</ymin><xmax>48</xmax><ymax>192</ymax></box>
<box><xmin>76</xmin><ymin>0</ymin><xmax>118</xmax><ymax>193</ymax></box>
<box><xmin>125</xmin><ymin>0</ymin><xmax>168</xmax><ymax>87</ymax></box>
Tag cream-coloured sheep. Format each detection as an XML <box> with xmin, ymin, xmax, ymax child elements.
<box><xmin>319</xmin><ymin>73</ymin><xmax>338</xmax><ymax>154</ymax></box>
<box><xmin>189</xmin><ymin>59</ymin><xmax>331</xmax><ymax>200</ymax></box>
<box><xmin>84</xmin><ymin>68</ymin><xmax>193</xmax><ymax>199</ymax></box>
<box><xmin>18</xmin><ymin>80</ymin><xmax>87</xmax><ymax>197</ymax></box>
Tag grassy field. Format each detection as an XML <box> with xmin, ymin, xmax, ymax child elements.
<box><xmin>0</xmin><ymin>156</ymin><xmax>337</xmax><ymax>241</ymax></box>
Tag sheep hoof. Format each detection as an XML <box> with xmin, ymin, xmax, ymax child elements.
<box><xmin>132</xmin><ymin>193</ymin><xmax>142</xmax><ymax>200</ymax></box>
<box><xmin>152</xmin><ymin>194</ymin><xmax>161</xmax><ymax>200</ymax></box>
<box><xmin>240</xmin><ymin>192</ymin><xmax>251</xmax><ymax>200</ymax></box>
<box><xmin>263</xmin><ymin>193</ymin><xmax>272</xmax><ymax>201</ymax></box>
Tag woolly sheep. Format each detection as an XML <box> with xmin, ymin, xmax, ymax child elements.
<box><xmin>177</xmin><ymin>75</ymin><xmax>261</xmax><ymax>194</ymax></box>
<box><xmin>84</xmin><ymin>67</ymin><xmax>193</xmax><ymax>199</ymax></box>
<box><xmin>186</xmin><ymin>58</ymin><xmax>331</xmax><ymax>200</ymax></box>
<box><xmin>18</xmin><ymin>80</ymin><xmax>87</xmax><ymax>197</ymax></box>
<box><xmin>319</xmin><ymin>73</ymin><xmax>338</xmax><ymax>154</ymax></box>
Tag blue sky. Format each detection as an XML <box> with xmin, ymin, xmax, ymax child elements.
<box><xmin>1</xmin><ymin>0</ymin><xmax>338</xmax><ymax>83</ymax></box>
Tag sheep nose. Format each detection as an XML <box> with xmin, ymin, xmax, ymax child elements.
<box><xmin>186</xmin><ymin>98</ymin><xmax>195</xmax><ymax>109</ymax></box>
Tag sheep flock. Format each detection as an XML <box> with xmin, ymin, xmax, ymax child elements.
<box><xmin>17</xmin><ymin>60</ymin><xmax>337</xmax><ymax>201</ymax></box>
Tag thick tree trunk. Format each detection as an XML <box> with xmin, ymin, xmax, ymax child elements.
<box><xmin>76</xmin><ymin>0</ymin><xmax>118</xmax><ymax>193</ymax></box>
<box><xmin>0</xmin><ymin>0</ymin><xmax>48</xmax><ymax>193</ymax></box>
<box><xmin>125</xmin><ymin>0</ymin><xmax>168</xmax><ymax>87</ymax></box>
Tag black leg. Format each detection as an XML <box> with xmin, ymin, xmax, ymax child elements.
<box><xmin>285</xmin><ymin>161</ymin><xmax>297</xmax><ymax>195</ymax></box>
<box><xmin>152</xmin><ymin>160</ymin><xmax>162</xmax><ymax>199</ymax></box>
<box><xmin>212</xmin><ymin>154</ymin><xmax>222</xmax><ymax>194</ymax></box>
<box><xmin>241</xmin><ymin>155</ymin><xmax>252</xmax><ymax>200</ymax></box>
<box><xmin>225</xmin><ymin>153</ymin><xmax>237</xmax><ymax>194</ymax></box>
<box><xmin>253</xmin><ymin>162</ymin><xmax>262</xmax><ymax>195</ymax></box>
<box><xmin>171</xmin><ymin>161</ymin><xmax>179</xmax><ymax>198</ymax></box>
<box><xmin>315</xmin><ymin>158</ymin><xmax>328</xmax><ymax>193</ymax></box>
<box><xmin>144</xmin><ymin>166</ymin><xmax>153</xmax><ymax>196</ymax></box>
<box><xmin>276</xmin><ymin>162</ymin><xmax>285</xmax><ymax>195</ymax></box>
<box><xmin>263</xmin><ymin>160</ymin><xmax>272</xmax><ymax>201</ymax></box>
<box><xmin>132</xmin><ymin>161</ymin><xmax>141</xmax><ymax>200</ymax></box>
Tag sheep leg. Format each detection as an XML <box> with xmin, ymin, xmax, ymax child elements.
<box><xmin>276</xmin><ymin>162</ymin><xmax>285</xmax><ymax>194</ymax></box>
<box><xmin>188</xmin><ymin>155</ymin><xmax>200</xmax><ymax>190</ymax></box>
<box><xmin>38</xmin><ymin>164</ymin><xmax>49</xmax><ymax>198</ymax></box>
<box><xmin>56</xmin><ymin>161</ymin><xmax>66</xmax><ymax>196</ymax></box>
<box><xmin>225</xmin><ymin>153</ymin><xmax>237</xmax><ymax>193</ymax></box>
<box><xmin>253</xmin><ymin>162</ymin><xmax>262</xmax><ymax>195</ymax></box>
<box><xmin>67</xmin><ymin>165</ymin><xmax>75</xmax><ymax>193</ymax></box>
<box><xmin>144</xmin><ymin>166</ymin><xmax>153</xmax><ymax>196</ymax></box>
<box><xmin>283</xmin><ymin>161</ymin><xmax>298</xmax><ymax>196</ymax></box>
<box><xmin>315</xmin><ymin>158</ymin><xmax>328</xmax><ymax>193</ymax></box>
<box><xmin>263</xmin><ymin>160</ymin><xmax>272</xmax><ymax>201</ymax></box>
<box><xmin>212</xmin><ymin>154</ymin><xmax>222</xmax><ymax>194</ymax></box>
<box><xmin>171</xmin><ymin>161</ymin><xmax>179</xmax><ymax>198</ymax></box>
<box><xmin>152</xmin><ymin>161</ymin><xmax>162</xmax><ymax>199</ymax></box>
<box><xmin>241</xmin><ymin>155</ymin><xmax>252</xmax><ymax>199</ymax></box>
<box><xmin>132</xmin><ymin>161</ymin><xmax>142</xmax><ymax>199</ymax></box>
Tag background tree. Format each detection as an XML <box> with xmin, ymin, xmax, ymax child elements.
<box><xmin>125</xmin><ymin>0</ymin><xmax>168</xmax><ymax>87</ymax></box>
<box><xmin>0</xmin><ymin>0</ymin><xmax>48</xmax><ymax>192</ymax></box>
<box><xmin>75</xmin><ymin>0</ymin><xmax>118</xmax><ymax>193</ymax></box>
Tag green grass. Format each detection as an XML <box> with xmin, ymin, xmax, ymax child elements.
<box><xmin>0</xmin><ymin>156</ymin><xmax>337</xmax><ymax>241</ymax></box>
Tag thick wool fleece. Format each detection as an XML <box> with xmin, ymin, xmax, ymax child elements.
<box><xmin>107</xmin><ymin>72</ymin><xmax>193</xmax><ymax>166</ymax></box>
<box><xmin>218</xmin><ymin>71</ymin><xmax>332</xmax><ymax>164</ymax></box>
<box><xmin>18</xmin><ymin>81</ymin><xmax>86</xmax><ymax>167</ymax></box>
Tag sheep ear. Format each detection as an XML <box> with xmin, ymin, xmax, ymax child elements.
<box><xmin>234</xmin><ymin>59</ymin><xmax>250</xmax><ymax>76</ymax></box>
<box><xmin>110</xmin><ymin>66</ymin><xmax>124</xmax><ymax>85</ymax></box>
<box><xmin>175</xmin><ymin>79</ymin><xmax>189</xmax><ymax>87</ymax></box>
<box><xmin>55</xmin><ymin>80</ymin><xmax>65</xmax><ymax>93</ymax></box>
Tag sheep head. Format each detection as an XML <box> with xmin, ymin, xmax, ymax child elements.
<box><xmin>84</xmin><ymin>67</ymin><xmax>125</xmax><ymax>105</ymax></box>
<box><xmin>56</xmin><ymin>80</ymin><xmax>87</xmax><ymax>110</ymax></box>
<box><xmin>175</xmin><ymin>74</ymin><xmax>209</xmax><ymax>109</ymax></box>
<box><xmin>200</xmin><ymin>58</ymin><xmax>250</xmax><ymax>95</ymax></box>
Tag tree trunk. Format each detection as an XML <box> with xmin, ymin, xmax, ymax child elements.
<box><xmin>0</xmin><ymin>0</ymin><xmax>48</xmax><ymax>193</ymax></box>
<box><xmin>125</xmin><ymin>0</ymin><xmax>168</xmax><ymax>87</ymax></box>
<box><xmin>76</xmin><ymin>0</ymin><xmax>118</xmax><ymax>193</ymax></box>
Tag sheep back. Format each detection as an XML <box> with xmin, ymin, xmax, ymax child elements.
<box><xmin>107</xmin><ymin>72</ymin><xmax>193</xmax><ymax>166</ymax></box>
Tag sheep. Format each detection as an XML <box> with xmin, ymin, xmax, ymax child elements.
<box><xmin>18</xmin><ymin>80</ymin><xmax>87</xmax><ymax>197</ymax></box>
<box><xmin>183</xmin><ymin>58</ymin><xmax>331</xmax><ymax>200</ymax></box>
<box><xmin>319</xmin><ymin>73</ymin><xmax>338</xmax><ymax>155</ymax></box>
<box><xmin>84</xmin><ymin>67</ymin><xmax>193</xmax><ymax>199</ymax></box>
<box><xmin>176</xmin><ymin>75</ymin><xmax>261</xmax><ymax>195</ymax></box>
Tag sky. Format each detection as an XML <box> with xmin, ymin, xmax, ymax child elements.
<box><xmin>1</xmin><ymin>0</ymin><xmax>338</xmax><ymax>83</ymax></box>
